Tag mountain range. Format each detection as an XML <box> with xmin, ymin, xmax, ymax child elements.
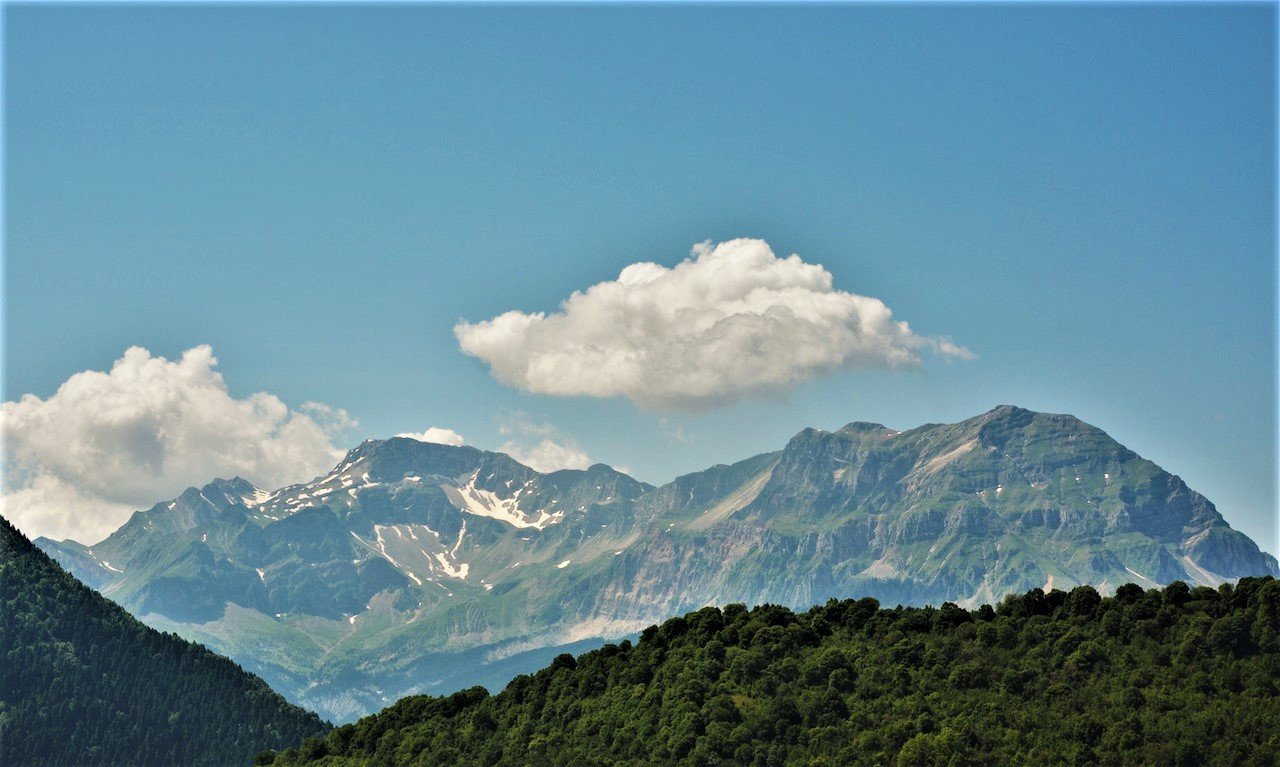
<box><xmin>37</xmin><ymin>405</ymin><xmax>1278</xmax><ymax>721</ymax></box>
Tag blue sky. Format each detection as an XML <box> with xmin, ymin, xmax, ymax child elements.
<box><xmin>4</xmin><ymin>4</ymin><xmax>1276</xmax><ymax>553</ymax></box>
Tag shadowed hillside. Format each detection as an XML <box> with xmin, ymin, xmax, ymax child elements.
<box><xmin>0</xmin><ymin>515</ymin><xmax>329</xmax><ymax>767</ymax></box>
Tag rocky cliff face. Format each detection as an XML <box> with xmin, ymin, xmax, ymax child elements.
<box><xmin>35</xmin><ymin>406</ymin><xmax>1277</xmax><ymax>721</ymax></box>
<box><xmin>589</xmin><ymin>406</ymin><xmax>1276</xmax><ymax>620</ymax></box>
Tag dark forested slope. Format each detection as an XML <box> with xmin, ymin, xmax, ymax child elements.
<box><xmin>268</xmin><ymin>577</ymin><xmax>1280</xmax><ymax>767</ymax></box>
<box><xmin>0</xmin><ymin>515</ymin><xmax>329</xmax><ymax>767</ymax></box>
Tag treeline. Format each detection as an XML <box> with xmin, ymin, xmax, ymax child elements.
<box><xmin>265</xmin><ymin>577</ymin><xmax>1279</xmax><ymax>767</ymax></box>
<box><xmin>0</xmin><ymin>515</ymin><xmax>329</xmax><ymax>767</ymax></box>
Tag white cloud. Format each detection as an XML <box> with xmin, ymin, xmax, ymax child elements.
<box><xmin>1</xmin><ymin>474</ymin><xmax>135</xmax><ymax>550</ymax></box>
<box><xmin>501</xmin><ymin>438</ymin><xmax>593</xmax><ymax>474</ymax></box>
<box><xmin>396</xmin><ymin>426</ymin><xmax>466</xmax><ymax>446</ymax></box>
<box><xmin>455</xmin><ymin>238</ymin><xmax>972</xmax><ymax>410</ymax></box>
<box><xmin>1</xmin><ymin>345</ymin><xmax>354</xmax><ymax>544</ymax></box>
<box><xmin>658</xmin><ymin>417</ymin><xmax>691</xmax><ymax>445</ymax></box>
<box><xmin>496</xmin><ymin>412</ymin><xmax>593</xmax><ymax>473</ymax></box>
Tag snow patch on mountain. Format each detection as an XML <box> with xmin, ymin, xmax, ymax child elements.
<box><xmin>441</xmin><ymin>472</ymin><xmax>564</xmax><ymax>530</ymax></box>
<box><xmin>242</xmin><ymin>487</ymin><xmax>273</xmax><ymax>507</ymax></box>
<box><xmin>1124</xmin><ymin>566</ymin><xmax>1159</xmax><ymax>586</ymax></box>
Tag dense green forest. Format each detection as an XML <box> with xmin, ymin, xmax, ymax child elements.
<box><xmin>266</xmin><ymin>577</ymin><xmax>1280</xmax><ymax>767</ymax></box>
<box><xmin>0</xmin><ymin>515</ymin><xmax>329</xmax><ymax>767</ymax></box>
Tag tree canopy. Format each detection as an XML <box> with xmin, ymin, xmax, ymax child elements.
<box><xmin>1</xmin><ymin>516</ymin><xmax>329</xmax><ymax>767</ymax></box>
<box><xmin>267</xmin><ymin>577</ymin><xmax>1279</xmax><ymax>767</ymax></box>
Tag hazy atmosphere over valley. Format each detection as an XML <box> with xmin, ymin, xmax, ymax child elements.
<box><xmin>2</xmin><ymin>3</ymin><xmax>1277</xmax><ymax>766</ymax></box>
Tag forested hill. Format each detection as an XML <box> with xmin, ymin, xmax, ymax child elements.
<box><xmin>0</xmin><ymin>515</ymin><xmax>329</xmax><ymax>767</ymax></box>
<box><xmin>267</xmin><ymin>577</ymin><xmax>1280</xmax><ymax>767</ymax></box>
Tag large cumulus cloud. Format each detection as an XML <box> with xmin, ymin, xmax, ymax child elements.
<box><xmin>455</xmin><ymin>238</ymin><xmax>971</xmax><ymax>410</ymax></box>
<box><xmin>1</xmin><ymin>345</ymin><xmax>353</xmax><ymax>543</ymax></box>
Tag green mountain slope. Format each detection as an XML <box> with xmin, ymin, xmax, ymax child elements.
<box><xmin>0</xmin><ymin>515</ymin><xmax>329</xmax><ymax>767</ymax></box>
<box><xmin>36</xmin><ymin>406</ymin><xmax>1279</xmax><ymax>722</ymax></box>
<box><xmin>266</xmin><ymin>577</ymin><xmax>1280</xmax><ymax>767</ymax></box>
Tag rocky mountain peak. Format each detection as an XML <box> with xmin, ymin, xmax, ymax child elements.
<box><xmin>201</xmin><ymin>476</ymin><xmax>265</xmax><ymax>506</ymax></box>
<box><xmin>985</xmin><ymin>403</ymin><xmax>1031</xmax><ymax>417</ymax></box>
<box><xmin>836</xmin><ymin>421</ymin><xmax>891</xmax><ymax>435</ymax></box>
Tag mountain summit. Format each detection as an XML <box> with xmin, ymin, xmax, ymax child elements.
<box><xmin>36</xmin><ymin>406</ymin><xmax>1277</xmax><ymax>720</ymax></box>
